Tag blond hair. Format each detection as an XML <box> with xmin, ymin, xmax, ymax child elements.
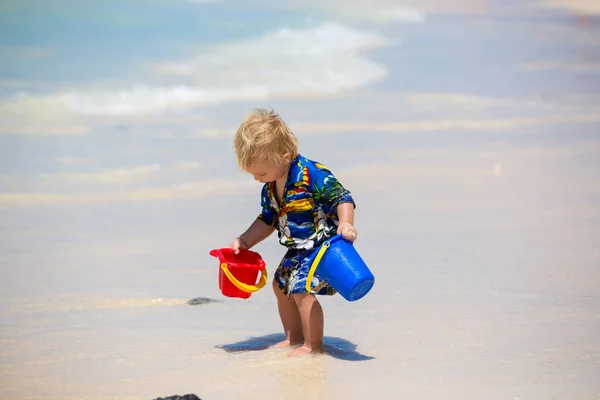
<box><xmin>233</xmin><ymin>108</ymin><xmax>299</xmax><ymax>170</ymax></box>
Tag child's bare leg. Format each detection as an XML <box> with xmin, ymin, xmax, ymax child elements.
<box><xmin>287</xmin><ymin>293</ymin><xmax>324</xmax><ymax>357</ymax></box>
<box><xmin>272</xmin><ymin>279</ymin><xmax>304</xmax><ymax>347</ymax></box>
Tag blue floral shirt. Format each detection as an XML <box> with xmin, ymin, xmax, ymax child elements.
<box><xmin>257</xmin><ymin>154</ymin><xmax>355</xmax><ymax>251</ymax></box>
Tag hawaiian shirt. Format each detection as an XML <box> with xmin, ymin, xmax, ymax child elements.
<box><xmin>257</xmin><ymin>154</ymin><xmax>355</xmax><ymax>251</ymax></box>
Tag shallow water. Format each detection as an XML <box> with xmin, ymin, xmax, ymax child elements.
<box><xmin>2</xmin><ymin>2</ymin><xmax>600</xmax><ymax>400</ymax></box>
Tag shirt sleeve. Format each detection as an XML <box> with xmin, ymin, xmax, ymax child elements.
<box><xmin>256</xmin><ymin>183</ymin><xmax>278</xmax><ymax>227</ymax></box>
<box><xmin>311</xmin><ymin>164</ymin><xmax>356</xmax><ymax>214</ymax></box>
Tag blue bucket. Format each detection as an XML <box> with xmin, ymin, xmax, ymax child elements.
<box><xmin>306</xmin><ymin>234</ymin><xmax>375</xmax><ymax>302</ymax></box>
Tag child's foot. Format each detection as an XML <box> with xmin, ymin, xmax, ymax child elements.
<box><xmin>272</xmin><ymin>339</ymin><xmax>292</xmax><ymax>348</ymax></box>
<box><xmin>287</xmin><ymin>345</ymin><xmax>321</xmax><ymax>358</ymax></box>
<box><xmin>272</xmin><ymin>338</ymin><xmax>303</xmax><ymax>348</ymax></box>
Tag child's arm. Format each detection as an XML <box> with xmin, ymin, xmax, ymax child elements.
<box><xmin>231</xmin><ymin>218</ymin><xmax>276</xmax><ymax>254</ymax></box>
<box><xmin>311</xmin><ymin>163</ymin><xmax>358</xmax><ymax>242</ymax></box>
<box><xmin>336</xmin><ymin>202</ymin><xmax>357</xmax><ymax>242</ymax></box>
<box><xmin>337</xmin><ymin>202</ymin><xmax>355</xmax><ymax>226</ymax></box>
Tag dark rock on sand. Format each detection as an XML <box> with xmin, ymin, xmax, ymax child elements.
<box><xmin>153</xmin><ymin>394</ymin><xmax>201</xmax><ymax>400</ymax></box>
<box><xmin>186</xmin><ymin>297</ymin><xmax>222</xmax><ymax>305</ymax></box>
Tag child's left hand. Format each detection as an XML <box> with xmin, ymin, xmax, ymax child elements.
<box><xmin>337</xmin><ymin>222</ymin><xmax>357</xmax><ymax>242</ymax></box>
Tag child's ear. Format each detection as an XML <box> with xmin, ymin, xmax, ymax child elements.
<box><xmin>282</xmin><ymin>152</ymin><xmax>291</xmax><ymax>163</ymax></box>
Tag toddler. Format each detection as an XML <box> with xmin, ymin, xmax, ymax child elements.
<box><xmin>229</xmin><ymin>108</ymin><xmax>357</xmax><ymax>357</ymax></box>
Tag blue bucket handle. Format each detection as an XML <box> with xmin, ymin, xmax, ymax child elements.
<box><xmin>305</xmin><ymin>241</ymin><xmax>331</xmax><ymax>292</ymax></box>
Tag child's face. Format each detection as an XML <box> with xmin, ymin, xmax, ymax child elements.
<box><xmin>247</xmin><ymin>154</ymin><xmax>291</xmax><ymax>184</ymax></box>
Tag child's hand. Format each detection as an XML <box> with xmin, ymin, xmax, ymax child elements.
<box><xmin>230</xmin><ymin>237</ymin><xmax>248</xmax><ymax>255</ymax></box>
<box><xmin>337</xmin><ymin>222</ymin><xmax>357</xmax><ymax>242</ymax></box>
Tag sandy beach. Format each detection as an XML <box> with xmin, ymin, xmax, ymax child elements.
<box><xmin>1</xmin><ymin>1</ymin><xmax>599</xmax><ymax>399</ymax></box>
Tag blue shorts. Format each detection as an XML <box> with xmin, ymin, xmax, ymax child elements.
<box><xmin>274</xmin><ymin>247</ymin><xmax>337</xmax><ymax>297</ymax></box>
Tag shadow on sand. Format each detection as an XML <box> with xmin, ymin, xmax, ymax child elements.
<box><xmin>216</xmin><ymin>333</ymin><xmax>374</xmax><ymax>361</ymax></box>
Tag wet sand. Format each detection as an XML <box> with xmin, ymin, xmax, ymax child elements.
<box><xmin>1</xmin><ymin>3</ymin><xmax>599</xmax><ymax>400</ymax></box>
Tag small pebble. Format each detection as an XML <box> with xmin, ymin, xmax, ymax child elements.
<box><xmin>187</xmin><ymin>297</ymin><xmax>221</xmax><ymax>305</ymax></box>
<box><xmin>153</xmin><ymin>394</ymin><xmax>202</xmax><ymax>400</ymax></box>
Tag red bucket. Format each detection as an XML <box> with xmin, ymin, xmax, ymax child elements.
<box><xmin>209</xmin><ymin>248</ymin><xmax>268</xmax><ymax>299</ymax></box>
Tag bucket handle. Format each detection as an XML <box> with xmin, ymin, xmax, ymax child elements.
<box><xmin>305</xmin><ymin>241</ymin><xmax>330</xmax><ymax>292</ymax></box>
<box><xmin>220</xmin><ymin>263</ymin><xmax>268</xmax><ymax>294</ymax></box>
